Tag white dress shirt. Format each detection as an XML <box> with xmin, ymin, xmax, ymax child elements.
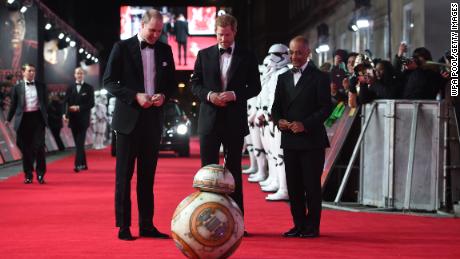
<box><xmin>24</xmin><ymin>81</ymin><xmax>39</xmax><ymax>112</ymax></box>
<box><xmin>76</xmin><ymin>81</ymin><xmax>84</xmax><ymax>93</ymax></box>
<box><xmin>207</xmin><ymin>43</ymin><xmax>236</xmax><ymax>102</ymax></box>
<box><xmin>219</xmin><ymin>42</ymin><xmax>235</xmax><ymax>91</ymax></box>
<box><xmin>293</xmin><ymin>60</ymin><xmax>309</xmax><ymax>86</ymax></box>
<box><xmin>138</xmin><ymin>34</ymin><xmax>156</xmax><ymax>96</ymax></box>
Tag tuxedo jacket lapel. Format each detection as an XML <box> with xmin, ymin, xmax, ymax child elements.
<box><xmin>19</xmin><ymin>82</ymin><xmax>26</xmax><ymax>107</ymax></box>
<box><xmin>226</xmin><ymin>46</ymin><xmax>241</xmax><ymax>86</ymax></box>
<box><xmin>287</xmin><ymin>63</ymin><xmax>314</xmax><ymax>107</ymax></box>
<box><xmin>128</xmin><ymin>37</ymin><xmax>144</xmax><ymax>83</ymax></box>
<box><xmin>210</xmin><ymin>45</ymin><xmax>222</xmax><ymax>91</ymax></box>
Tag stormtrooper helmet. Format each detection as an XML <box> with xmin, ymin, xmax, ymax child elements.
<box><xmin>267</xmin><ymin>43</ymin><xmax>290</xmax><ymax>69</ymax></box>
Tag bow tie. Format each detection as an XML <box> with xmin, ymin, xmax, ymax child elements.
<box><xmin>219</xmin><ymin>47</ymin><xmax>232</xmax><ymax>55</ymax></box>
<box><xmin>291</xmin><ymin>67</ymin><xmax>302</xmax><ymax>74</ymax></box>
<box><xmin>141</xmin><ymin>41</ymin><xmax>155</xmax><ymax>49</ymax></box>
<box><xmin>26</xmin><ymin>81</ymin><xmax>34</xmax><ymax>85</ymax></box>
<box><xmin>76</xmin><ymin>82</ymin><xmax>82</xmax><ymax>86</ymax></box>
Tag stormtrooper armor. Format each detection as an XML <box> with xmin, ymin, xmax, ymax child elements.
<box><xmin>92</xmin><ymin>91</ymin><xmax>108</xmax><ymax>149</ymax></box>
<box><xmin>256</xmin><ymin>44</ymin><xmax>291</xmax><ymax>201</ymax></box>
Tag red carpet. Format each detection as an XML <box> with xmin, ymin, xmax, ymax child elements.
<box><xmin>1</xmin><ymin>139</ymin><xmax>460</xmax><ymax>258</ymax></box>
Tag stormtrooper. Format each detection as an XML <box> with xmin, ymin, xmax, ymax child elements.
<box><xmin>247</xmin><ymin>55</ymin><xmax>274</xmax><ymax>183</ymax></box>
<box><xmin>92</xmin><ymin>90</ymin><xmax>108</xmax><ymax>149</ymax></box>
<box><xmin>258</xmin><ymin>43</ymin><xmax>291</xmax><ymax>201</ymax></box>
<box><xmin>242</xmin><ymin>61</ymin><xmax>268</xmax><ymax>175</ymax></box>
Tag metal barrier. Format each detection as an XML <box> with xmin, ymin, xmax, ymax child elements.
<box><xmin>335</xmin><ymin>100</ymin><xmax>460</xmax><ymax>212</ymax></box>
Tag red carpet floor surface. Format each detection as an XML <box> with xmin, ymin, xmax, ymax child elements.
<box><xmin>1</xmin><ymin>139</ymin><xmax>460</xmax><ymax>258</ymax></box>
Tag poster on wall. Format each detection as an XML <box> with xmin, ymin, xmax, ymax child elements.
<box><xmin>0</xmin><ymin>112</ymin><xmax>22</xmax><ymax>162</ymax></box>
<box><xmin>43</xmin><ymin>29</ymin><xmax>77</xmax><ymax>93</ymax></box>
<box><xmin>0</xmin><ymin>0</ymin><xmax>38</xmax><ymax>83</ymax></box>
<box><xmin>187</xmin><ymin>6</ymin><xmax>216</xmax><ymax>35</ymax></box>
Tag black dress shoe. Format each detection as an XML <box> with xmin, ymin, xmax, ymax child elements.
<box><xmin>243</xmin><ymin>230</ymin><xmax>250</xmax><ymax>237</ymax></box>
<box><xmin>139</xmin><ymin>227</ymin><xmax>169</xmax><ymax>239</ymax></box>
<box><xmin>298</xmin><ymin>229</ymin><xmax>319</xmax><ymax>238</ymax></box>
<box><xmin>73</xmin><ymin>167</ymin><xmax>80</xmax><ymax>173</ymax></box>
<box><xmin>81</xmin><ymin>165</ymin><xmax>88</xmax><ymax>170</ymax></box>
<box><xmin>282</xmin><ymin>227</ymin><xmax>301</xmax><ymax>237</ymax></box>
<box><xmin>118</xmin><ymin>228</ymin><xmax>135</xmax><ymax>241</ymax></box>
<box><xmin>37</xmin><ymin>176</ymin><xmax>45</xmax><ymax>184</ymax></box>
<box><xmin>24</xmin><ymin>178</ymin><xmax>33</xmax><ymax>184</ymax></box>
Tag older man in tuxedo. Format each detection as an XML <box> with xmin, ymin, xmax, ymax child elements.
<box><xmin>272</xmin><ymin>36</ymin><xmax>332</xmax><ymax>238</ymax></box>
<box><xmin>7</xmin><ymin>64</ymin><xmax>48</xmax><ymax>184</ymax></box>
<box><xmin>191</xmin><ymin>14</ymin><xmax>261</xmax><ymax>234</ymax></box>
<box><xmin>103</xmin><ymin>9</ymin><xmax>176</xmax><ymax>241</ymax></box>
<box><xmin>63</xmin><ymin>67</ymin><xmax>95</xmax><ymax>172</ymax></box>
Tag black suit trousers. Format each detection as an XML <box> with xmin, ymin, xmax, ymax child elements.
<box><xmin>284</xmin><ymin>148</ymin><xmax>325</xmax><ymax>231</ymax></box>
<box><xmin>199</xmin><ymin>111</ymin><xmax>245</xmax><ymax>215</ymax></box>
<box><xmin>71</xmin><ymin>126</ymin><xmax>88</xmax><ymax>167</ymax></box>
<box><xmin>50</xmin><ymin>126</ymin><xmax>65</xmax><ymax>151</ymax></box>
<box><xmin>115</xmin><ymin>109</ymin><xmax>161</xmax><ymax>229</ymax></box>
<box><xmin>177</xmin><ymin>41</ymin><xmax>187</xmax><ymax>63</ymax></box>
<box><xmin>16</xmin><ymin>111</ymin><xmax>46</xmax><ymax>178</ymax></box>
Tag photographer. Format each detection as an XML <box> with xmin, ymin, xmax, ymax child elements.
<box><xmin>394</xmin><ymin>43</ymin><xmax>447</xmax><ymax>100</ymax></box>
<box><xmin>356</xmin><ymin>60</ymin><xmax>398</xmax><ymax>105</ymax></box>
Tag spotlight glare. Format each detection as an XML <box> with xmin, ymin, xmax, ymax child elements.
<box><xmin>7</xmin><ymin>0</ymin><xmax>15</xmax><ymax>5</ymax></box>
<box><xmin>58</xmin><ymin>33</ymin><xmax>65</xmax><ymax>39</ymax></box>
<box><xmin>351</xmin><ymin>24</ymin><xmax>358</xmax><ymax>31</ymax></box>
<box><xmin>65</xmin><ymin>37</ymin><xmax>71</xmax><ymax>42</ymax></box>
<box><xmin>356</xmin><ymin>19</ymin><xmax>370</xmax><ymax>28</ymax></box>
<box><xmin>95</xmin><ymin>58</ymin><xmax>99</xmax><ymax>63</ymax></box>
<box><xmin>20</xmin><ymin>6</ymin><xmax>27</xmax><ymax>13</ymax></box>
<box><xmin>318</xmin><ymin>44</ymin><xmax>330</xmax><ymax>53</ymax></box>
<box><xmin>45</xmin><ymin>23</ymin><xmax>52</xmax><ymax>30</ymax></box>
<box><xmin>100</xmin><ymin>89</ymin><xmax>108</xmax><ymax>95</ymax></box>
<box><xmin>178</xmin><ymin>83</ymin><xmax>185</xmax><ymax>88</ymax></box>
<box><xmin>79</xmin><ymin>48</ymin><xmax>84</xmax><ymax>54</ymax></box>
<box><xmin>70</xmin><ymin>41</ymin><xmax>76</xmax><ymax>47</ymax></box>
<box><xmin>86</xmin><ymin>54</ymin><xmax>91</xmax><ymax>59</ymax></box>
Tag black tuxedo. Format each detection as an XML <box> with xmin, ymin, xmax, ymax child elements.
<box><xmin>63</xmin><ymin>82</ymin><xmax>95</xmax><ymax>169</ymax></box>
<box><xmin>7</xmin><ymin>81</ymin><xmax>48</xmax><ymax>180</ymax></box>
<box><xmin>47</xmin><ymin>99</ymin><xmax>65</xmax><ymax>151</ymax></box>
<box><xmin>191</xmin><ymin>44</ymin><xmax>261</xmax><ymax>214</ymax></box>
<box><xmin>174</xmin><ymin>20</ymin><xmax>188</xmax><ymax>64</ymax></box>
<box><xmin>103</xmin><ymin>35</ymin><xmax>176</xmax><ymax>229</ymax></box>
<box><xmin>271</xmin><ymin>62</ymin><xmax>332</xmax><ymax>233</ymax></box>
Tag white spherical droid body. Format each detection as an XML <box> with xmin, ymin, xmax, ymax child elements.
<box><xmin>171</xmin><ymin>164</ymin><xmax>244</xmax><ymax>259</ymax></box>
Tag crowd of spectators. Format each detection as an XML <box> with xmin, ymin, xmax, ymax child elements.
<box><xmin>322</xmin><ymin>43</ymin><xmax>451</xmax><ymax>108</ymax></box>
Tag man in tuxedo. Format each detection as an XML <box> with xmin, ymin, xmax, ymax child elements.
<box><xmin>174</xmin><ymin>14</ymin><xmax>188</xmax><ymax>65</ymax></box>
<box><xmin>271</xmin><ymin>36</ymin><xmax>332</xmax><ymax>238</ymax></box>
<box><xmin>191</xmin><ymin>14</ymin><xmax>261</xmax><ymax>231</ymax></box>
<box><xmin>6</xmin><ymin>64</ymin><xmax>48</xmax><ymax>184</ymax></box>
<box><xmin>103</xmin><ymin>9</ymin><xmax>176</xmax><ymax>241</ymax></box>
<box><xmin>63</xmin><ymin>67</ymin><xmax>95</xmax><ymax>172</ymax></box>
